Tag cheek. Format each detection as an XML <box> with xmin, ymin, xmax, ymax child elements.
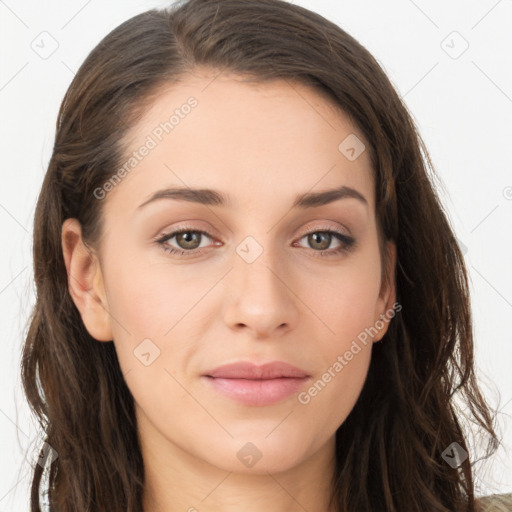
<box><xmin>309</xmin><ymin>254</ymin><xmax>382</xmax><ymax>341</ymax></box>
<box><xmin>103</xmin><ymin>248</ymin><xmax>205</xmax><ymax>339</ymax></box>
<box><xmin>102</xmin><ymin>247</ymin><xmax>217</xmax><ymax>388</ymax></box>
<box><xmin>299</xmin><ymin>334</ymin><xmax>373</xmax><ymax>433</ymax></box>
<box><xmin>299</xmin><ymin>248</ymin><xmax>381</xmax><ymax>420</ymax></box>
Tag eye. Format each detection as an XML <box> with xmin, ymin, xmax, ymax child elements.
<box><xmin>155</xmin><ymin>228</ymin><xmax>215</xmax><ymax>256</ymax></box>
<box><xmin>154</xmin><ymin>226</ymin><xmax>356</xmax><ymax>258</ymax></box>
<box><xmin>294</xmin><ymin>229</ymin><xmax>356</xmax><ymax>258</ymax></box>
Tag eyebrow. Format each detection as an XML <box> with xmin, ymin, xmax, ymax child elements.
<box><xmin>136</xmin><ymin>184</ymin><xmax>368</xmax><ymax>210</ymax></box>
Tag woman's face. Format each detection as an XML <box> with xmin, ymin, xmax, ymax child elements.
<box><xmin>64</xmin><ymin>70</ymin><xmax>396</xmax><ymax>475</ymax></box>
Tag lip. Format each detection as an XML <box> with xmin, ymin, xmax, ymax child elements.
<box><xmin>202</xmin><ymin>361</ymin><xmax>311</xmax><ymax>406</ymax></box>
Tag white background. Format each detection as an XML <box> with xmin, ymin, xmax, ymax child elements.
<box><xmin>1</xmin><ymin>0</ymin><xmax>511</xmax><ymax>509</ymax></box>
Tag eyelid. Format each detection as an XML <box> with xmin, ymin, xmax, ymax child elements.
<box><xmin>153</xmin><ymin>220</ymin><xmax>219</xmax><ymax>240</ymax></box>
<box><xmin>299</xmin><ymin>222</ymin><xmax>351</xmax><ymax>238</ymax></box>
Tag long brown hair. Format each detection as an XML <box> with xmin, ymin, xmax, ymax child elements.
<box><xmin>22</xmin><ymin>0</ymin><xmax>500</xmax><ymax>510</ymax></box>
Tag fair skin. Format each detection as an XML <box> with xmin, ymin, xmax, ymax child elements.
<box><xmin>62</xmin><ymin>69</ymin><xmax>396</xmax><ymax>512</ymax></box>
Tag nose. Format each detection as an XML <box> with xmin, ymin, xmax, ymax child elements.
<box><xmin>221</xmin><ymin>239</ymin><xmax>300</xmax><ymax>339</ymax></box>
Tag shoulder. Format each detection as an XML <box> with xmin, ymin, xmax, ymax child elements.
<box><xmin>475</xmin><ymin>493</ymin><xmax>512</xmax><ymax>512</ymax></box>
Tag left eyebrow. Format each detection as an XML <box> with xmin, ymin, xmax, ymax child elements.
<box><xmin>136</xmin><ymin>184</ymin><xmax>368</xmax><ymax>211</ymax></box>
<box><xmin>293</xmin><ymin>185</ymin><xmax>368</xmax><ymax>209</ymax></box>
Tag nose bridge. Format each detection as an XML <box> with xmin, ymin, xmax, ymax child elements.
<box><xmin>221</xmin><ymin>231</ymin><xmax>299</xmax><ymax>336</ymax></box>
<box><xmin>236</xmin><ymin>233</ymin><xmax>283</xmax><ymax>291</ymax></box>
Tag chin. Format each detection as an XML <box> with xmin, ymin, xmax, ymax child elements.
<box><xmin>201</xmin><ymin>434</ymin><xmax>315</xmax><ymax>475</ymax></box>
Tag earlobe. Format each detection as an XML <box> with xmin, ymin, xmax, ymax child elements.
<box><xmin>374</xmin><ymin>240</ymin><xmax>397</xmax><ymax>342</ymax></box>
<box><xmin>61</xmin><ymin>218</ymin><xmax>113</xmax><ymax>342</ymax></box>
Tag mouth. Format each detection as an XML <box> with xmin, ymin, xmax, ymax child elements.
<box><xmin>201</xmin><ymin>361</ymin><xmax>311</xmax><ymax>406</ymax></box>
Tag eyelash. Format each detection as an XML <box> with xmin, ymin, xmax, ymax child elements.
<box><xmin>154</xmin><ymin>226</ymin><xmax>356</xmax><ymax>259</ymax></box>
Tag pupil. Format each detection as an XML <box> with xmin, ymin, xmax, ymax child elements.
<box><xmin>311</xmin><ymin>232</ymin><xmax>329</xmax><ymax>250</ymax></box>
<box><xmin>179</xmin><ymin>232</ymin><xmax>198</xmax><ymax>249</ymax></box>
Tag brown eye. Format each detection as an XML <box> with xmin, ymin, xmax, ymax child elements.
<box><xmin>156</xmin><ymin>228</ymin><xmax>214</xmax><ymax>256</ymax></box>
<box><xmin>175</xmin><ymin>231</ymin><xmax>202</xmax><ymax>250</ymax></box>
<box><xmin>295</xmin><ymin>229</ymin><xmax>356</xmax><ymax>258</ymax></box>
<box><xmin>306</xmin><ymin>232</ymin><xmax>332</xmax><ymax>251</ymax></box>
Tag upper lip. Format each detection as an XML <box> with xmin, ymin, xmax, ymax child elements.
<box><xmin>203</xmin><ymin>361</ymin><xmax>310</xmax><ymax>379</ymax></box>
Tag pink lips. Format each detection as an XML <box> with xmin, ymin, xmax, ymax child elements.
<box><xmin>202</xmin><ymin>361</ymin><xmax>311</xmax><ymax>406</ymax></box>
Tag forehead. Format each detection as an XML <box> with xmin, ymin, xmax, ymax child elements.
<box><xmin>107</xmin><ymin>70</ymin><xmax>375</xmax><ymax>213</ymax></box>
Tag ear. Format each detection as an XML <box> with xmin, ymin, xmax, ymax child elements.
<box><xmin>373</xmin><ymin>239</ymin><xmax>397</xmax><ymax>342</ymax></box>
<box><xmin>61</xmin><ymin>218</ymin><xmax>113</xmax><ymax>342</ymax></box>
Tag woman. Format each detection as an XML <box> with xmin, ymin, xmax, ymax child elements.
<box><xmin>21</xmin><ymin>0</ymin><xmax>508</xmax><ymax>510</ymax></box>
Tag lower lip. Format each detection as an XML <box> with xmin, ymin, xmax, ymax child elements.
<box><xmin>202</xmin><ymin>376</ymin><xmax>310</xmax><ymax>406</ymax></box>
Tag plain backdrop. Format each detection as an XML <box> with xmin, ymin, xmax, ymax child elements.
<box><xmin>1</xmin><ymin>0</ymin><xmax>511</xmax><ymax>509</ymax></box>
